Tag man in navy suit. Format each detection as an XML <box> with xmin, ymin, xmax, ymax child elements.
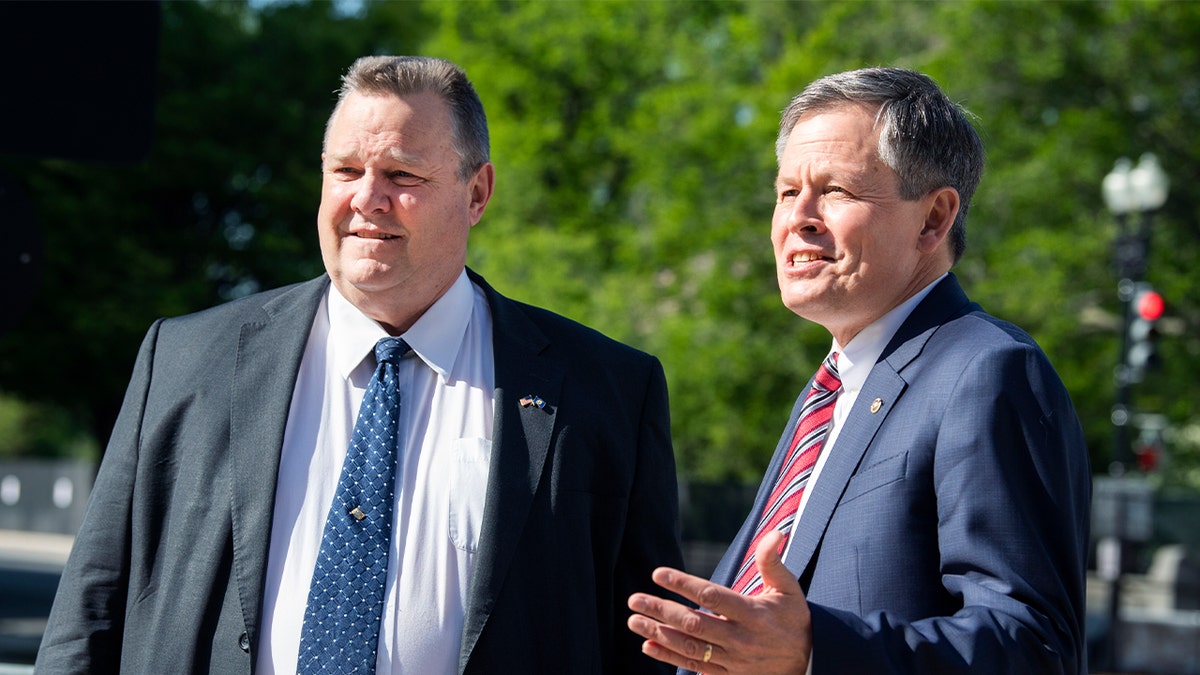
<box><xmin>37</xmin><ymin>55</ymin><xmax>682</xmax><ymax>674</ymax></box>
<box><xmin>628</xmin><ymin>67</ymin><xmax>1090</xmax><ymax>674</ymax></box>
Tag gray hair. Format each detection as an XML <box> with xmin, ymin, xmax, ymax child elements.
<box><xmin>326</xmin><ymin>55</ymin><xmax>490</xmax><ymax>181</ymax></box>
<box><xmin>777</xmin><ymin>67</ymin><xmax>984</xmax><ymax>263</ymax></box>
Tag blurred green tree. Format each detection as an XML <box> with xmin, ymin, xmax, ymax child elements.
<box><xmin>0</xmin><ymin>0</ymin><xmax>432</xmax><ymax>444</ymax></box>
<box><xmin>1</xmin><ymin>0</ymin><xmax>1196</xmax><ymax>489</ymax></box>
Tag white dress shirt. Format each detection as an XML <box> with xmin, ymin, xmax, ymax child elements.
<box><xmin>257</xmin><ymin>269</ymin><xmax>495</xmax><ymax>675</ymax></box>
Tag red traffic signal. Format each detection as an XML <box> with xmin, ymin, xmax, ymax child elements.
<box><xmin>1135</xmin><ymin>442</ymin><xmax>1163</xmax><ymax>472</ymax></box>
<box><xmin>1136</xmin><ymin>289</ymin><xmax>1164</xmax><ymax>321</ymax></box>
<box><xmin>1125</xmin><ymin>283</ymin><xmax>1164</xmax><ymax>379</ymax></box>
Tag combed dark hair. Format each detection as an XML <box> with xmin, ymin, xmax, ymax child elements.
<box><xmin>326</xmin><ymin>55</ymin><xmax>489</xmax><ymax>181</ymax></box>
<box><xmin>777</xmin><ymin>68</ymin><xmax>984</xmax><ymax>262</ymax></box>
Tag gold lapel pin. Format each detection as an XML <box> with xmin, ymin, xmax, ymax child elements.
<box><xmin>870</xmin><ymin>398</ymin><xmax>883</xmax><ymax>414</ymax></box>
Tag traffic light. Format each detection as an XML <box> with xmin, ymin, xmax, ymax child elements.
<box><xmin>1132</xmin><ymin>416</ymin><xmax>1168</xmax><ymax>473</ymax></box>
<box><xmin>1134</xmin><ymin>444</ymin><xmax>1161</xmax><ymax>472</ymax></box>
<box><xmin>1126</xmin><ymin>283</ymin><xmax>1164</xmax><ymax>379</ymax></box>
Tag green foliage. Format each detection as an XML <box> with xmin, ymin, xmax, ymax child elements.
<box><xmin>1</xmin><ymin>0</ymin><xmax>1197</xmax><ymax>487</ymax></box>
<box><xmin>0</xmin><ymin>392</ymin><xmax>98</xmax><ymax>460</ymax></box>
<box><xmin>0</xmin><ymin>0</ymin><xmax>431</xmax><ymax>439</ymax></box>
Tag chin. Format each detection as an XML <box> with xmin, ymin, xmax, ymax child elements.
<box><xmin>333</xmin><ymin>266</ymin><xmax>400</xmax><ymax>297</ymax></box>
<box><xmin>780</xmin><ymin>293</ymin><xmax>807</xmax><ymax>315</ymax></box>
<box><xmin>779</xmin><ymin>281</ymin><xmax>811</xmax><ymax>309</ymax></box>
<box><xmin>781</xmin><ymin>286</ymin><xmax>837</xmax><ymax>323</ymax></box>
<box><xmin>345</xmin><ymin>256</ymin><xmax>400</xmax><ymax>280</ymax></box>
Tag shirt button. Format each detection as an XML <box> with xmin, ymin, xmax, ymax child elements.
<box><xmin>239</xmin><ymin>632</ymin><xmax>250</xmax><ymax>653</ymax></box>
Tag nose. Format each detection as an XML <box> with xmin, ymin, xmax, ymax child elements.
<box><xmin>777</xmin><ymin>189</ymin><xmax>824</xmax><ymax>233</ymax></box>
<box><xmin>350</xmin><ymin>172</ymin><xmax>392</xmax><ymax>214</ymax></box>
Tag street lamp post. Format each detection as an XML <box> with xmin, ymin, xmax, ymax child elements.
<box><xmin>1099</xmin><ymin>152</ymin><xmax>1169</xmax><ymax>671</ymax></box>
<box><xmin>1103</xmin><ymin>153</ymin><xmax>1169</xmax><ymax>472</ymax></box>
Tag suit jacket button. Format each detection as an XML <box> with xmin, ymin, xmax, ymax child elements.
<box><xmin>239</xmin><ymin>632</ymin><xmax>250</xmax><ymax>653</ymax></box>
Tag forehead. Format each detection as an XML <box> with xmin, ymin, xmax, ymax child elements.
<box><xmin>325</xmin><ymin>90</ymin><xmax>454</xmax><ymax>159</ymax></box>
<box><xmin>780</xmin><ymin>105</ymin><xmax>882</xmax><ymax>166</ymax></box>
<box><xmin>777</xmin><ymin>105</ymin><xmax>898</xmax><ymax>190</ymax></box>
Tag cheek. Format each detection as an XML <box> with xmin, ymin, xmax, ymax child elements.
<box><xmin>315</xmin><ymin>207</ymin><xmax>342</xmax><ymax>255</ymax></box>
<box><xmin>769</xmin><ymin>217</ymin><xmax>788</xmax><ymax>251</ymax></box>
<box><xmin>321</xmin><ymin>177</ymin><xmax>359</xmax><ymax>209</ymax></box>
<box><xmin>864</xmin><ymin>227</ymin><xmax>915</xmax><ymax>263</ymax></box>
<box><xmin>316</xmin><ymin>200</ymin><xmax>337</xmax><ymax>231</ymax></box>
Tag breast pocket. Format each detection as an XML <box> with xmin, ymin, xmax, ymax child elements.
<box><xmin>448</xmin><ymin>436</ymin><xmax>492</xmax><ymax>552</ymax></box>
<box><xmin>840</xmin><ymin>451</ymin><xmax>908</xmax><ymax>505</ymax></box>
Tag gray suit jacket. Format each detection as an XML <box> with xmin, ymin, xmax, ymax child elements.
<box><xmin>701</xmin><ymin>274</ymin><xmax>1090</xmax><ymax>674</ymax></box>
<box><xmin>37</xmin><ymin>270</ymin><xmax>682</xmax><ymax>674</ymax></box>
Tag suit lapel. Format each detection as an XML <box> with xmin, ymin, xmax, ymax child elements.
<box><xmin>781</xmin><ymin>363</ymin><xmax>907</xmax><ymax>579</ymax></box>
<box><xmin>228</xmin><ymin>276</ymin><xmax>328</xmax><ymax>644</ymax></box>
<box><xmin>459</xmin><ymin>272</ymin><xmax>563</xmax><ymax>669</ymax></box>
<box><xmin>781</xmin><ymin>274</ymin><xmax>974</xmax><ymax>581</ymax></box>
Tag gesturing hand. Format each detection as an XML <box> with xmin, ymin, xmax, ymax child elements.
<box><xmin>627</xmin><ymin>531</ymin><xmax>813</xmax><ymax>675</ymax></box>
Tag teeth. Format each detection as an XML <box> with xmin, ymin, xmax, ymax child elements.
<box><xmin>357</xmin><ymin>232</ymin><xmax>397</xmax><ymax>240</ymax></box>
<box><xmin>791</xmin><ymin>253</ymin><xmax>820</xmax><ymax>264</ymax></box>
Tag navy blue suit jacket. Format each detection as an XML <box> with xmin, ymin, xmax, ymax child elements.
<box><xmin>704</xmin><ymin>274</ymin><xmax>1090</xmax><ymax>674</ymax></box>
<box><xmin>37</xmin><ymin>270</ymin><xmax>682</xmax><ymax>674</ymax></box>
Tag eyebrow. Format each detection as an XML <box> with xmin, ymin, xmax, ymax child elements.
<box><xmin>324</xmin><ymin>146</ymin><xmax>428</xmax><ymax>168</ymax></box>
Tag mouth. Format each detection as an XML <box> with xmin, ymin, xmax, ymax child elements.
<box><xmin>788</xmin><ymin>251</ymin><xmax>828</xmax><ymax>266</ymax></box>
<box><xmin>352</xmin><ymin>231</ymin><xmax>400</xmax><ymax>240</ymax></box>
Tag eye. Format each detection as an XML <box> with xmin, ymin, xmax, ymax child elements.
<box><xmin>777</xmin><ymin>187</ymin><xmax>800</xmax><ymax>202</ymax></box>
<box><xmin>389</xmin><ymin>170</ymin><xmax>422</xmax><ymax>185</ymax></box>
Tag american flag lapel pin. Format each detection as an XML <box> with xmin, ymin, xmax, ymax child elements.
<box><xmin>520</xmin><ymin>394</ymin><xmax>547</xmax><ymax>409</ymax></box>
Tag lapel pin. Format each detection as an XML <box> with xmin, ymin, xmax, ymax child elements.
<box><xmin>520</xmin><ymin>394</ymin><xmax>547</xmax><ymax>409</ymax></box>
<box><xmin>870</xmin><ymin>398</ymin><xmax>883</xmax><ymax>414</ymax></box>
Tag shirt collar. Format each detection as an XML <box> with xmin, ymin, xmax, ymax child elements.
<box><xmin>328</xmin><ymin>269</ymin><xmax>475</xmax><ymax>384</ymax></box>
<box><xmin>831</xmin><ymin>273</ymin><xmax>947</xmax><ymax>395</ymax></box>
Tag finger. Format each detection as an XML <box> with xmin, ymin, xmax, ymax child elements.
<box><xmin>626</xmin><ymin>612</ymin><xmax>709</xmax><ymax>658</ymax></box>
<box><xmin>648</xmin><ymin>566</ymin><xmax>750</xmax><ymax>619</ymax></box>
<box><xmin>638</xmin><ymin>633</ymin><xmax>729</xmax><ymax>675</ymax></box>
<box><xmin>627</xmin><ymin>591</ymin><xmax>691</xmax><ymax>626</ymax></box>
<box><xmin>754</xmin><ymin>530</ymin><xmax>803</xmax><ymax>595</ymax></box>
<box><xmin>627</xmin><ymin>591</ymin><xmax>726</xmax><ymax>641</ymax></box>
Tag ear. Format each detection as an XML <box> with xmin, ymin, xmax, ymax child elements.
<box><xmin>466</xmin><ymin>162</ymin><xmax>495</xmax><ymax>226</ymax></box>
<box><xmin>917</xmin><ymin>187</ymin><xmax>959</xmax><ymax>254</ymax></box>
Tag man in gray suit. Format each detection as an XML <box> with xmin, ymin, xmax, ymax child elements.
<box><xmin>37</xmin><ymin>55</ymin><xmax>682</xmax><ymax>674</ymax></box>
<box><xmin>628</xmin><ymin>68</ymin><xmax>1090</xmax><ymax>674</ymax></box>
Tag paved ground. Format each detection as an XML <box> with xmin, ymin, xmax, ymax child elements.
<box><xmin>0</xmin><ymin>530</ymin><xmax>71</xmax><ymax>666</ymax></box>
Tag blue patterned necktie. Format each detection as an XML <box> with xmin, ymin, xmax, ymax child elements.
<box><xmin>297</xmin><ymin>337</ymin><xmax>410</xmax><ymax>674</ymax></box>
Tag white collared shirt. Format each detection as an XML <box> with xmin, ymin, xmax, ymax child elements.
<box><xmin>787</xmin><ymin>274</ymin><xmax>947</xmax><ymax>532</ymax></box>
<box><xmin>257</xmin><ymin>269</ymin><xmax>495</xmax><ymax>675</ymax></box>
